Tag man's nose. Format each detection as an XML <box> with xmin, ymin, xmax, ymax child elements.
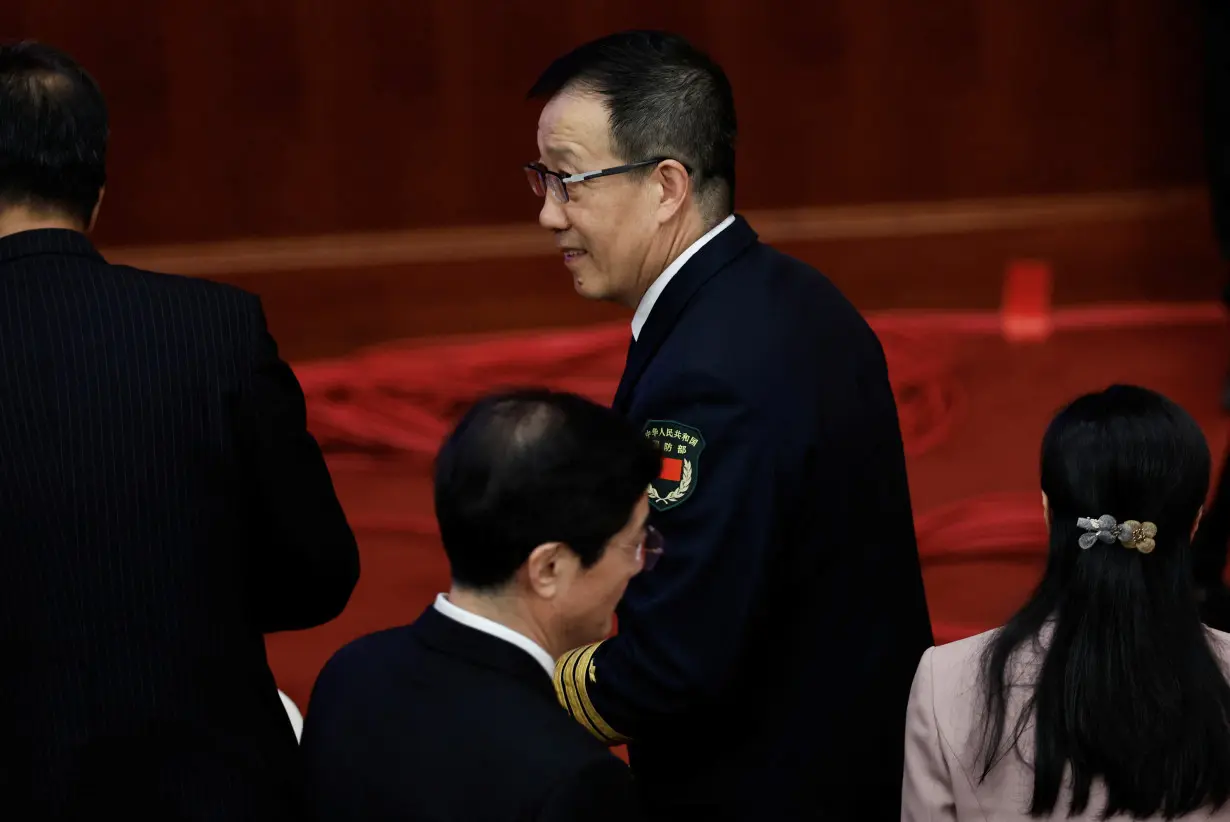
<box><xmin>538</xmin><ymin>196</ymin><xmax>569</xmax><ymax>231</ymax></box>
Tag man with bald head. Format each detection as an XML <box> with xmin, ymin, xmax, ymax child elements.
<box><xmin>524</xmin><ymin>30</ymin><xmax>934</xmax><ymax>820</ymax></box>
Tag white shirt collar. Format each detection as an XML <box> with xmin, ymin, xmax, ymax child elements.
<box><xmin>631</xmin><ymin>214</ymin><xmax>736</xmax><ymax>341</ymax></box>
<box><xmin>432</xmin><ymin>592</ymin><xmax>555</xmax><ymax>677</ymax></box>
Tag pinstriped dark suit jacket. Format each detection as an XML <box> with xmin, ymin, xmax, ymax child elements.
<box><xmin>0</xmin><ymin>229</ymin><xmax>360</xmax><ymax>820</ymax></box>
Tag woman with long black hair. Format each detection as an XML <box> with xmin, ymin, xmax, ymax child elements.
<box><xmin>902</xmin><ymin>385</ymin><xmax>1230</xmax><ymax>820</ymax></box>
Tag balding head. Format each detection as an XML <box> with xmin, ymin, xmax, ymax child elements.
<box><xmin>0</xmin><ymin>41</ymin><xmax>108</xmax><ymax>228</ymax></box>
<box><xmin>434</xmin><ymin>388</ymin><xmax>662</xmax><ymax>656</ymax></box>
<box><xmin>433</xmin><ymin>388</ymin><xmax>660</xmax><ymax>590</ymax></box>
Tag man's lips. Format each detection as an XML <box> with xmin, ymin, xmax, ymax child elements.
<box><xmin>561</xmin><ymin>249</ymin><xmax>587</xmax><ymax>262</ymax></box>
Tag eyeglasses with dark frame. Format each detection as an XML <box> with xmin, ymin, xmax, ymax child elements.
<box><xmin>635</xmin><ymin>524</ymin><xmax>664</xmax><ymax>572</ymax></box>
<box><xmin>524</xmin><ymin>157</ymin><xmax>688</xmax><ymax>204</ymax></box>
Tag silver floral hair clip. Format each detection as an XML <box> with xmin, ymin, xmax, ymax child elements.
<box><xmin>1076</xmin><ymin>515</ymin><xmax>1158</xmax><ymax>554</ymax></box>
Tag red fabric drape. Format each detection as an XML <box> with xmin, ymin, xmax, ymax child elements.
<box><xmin>297</xmin><ymin>320</ymin><xmax>963</xmax><ymax>460</ymax></box>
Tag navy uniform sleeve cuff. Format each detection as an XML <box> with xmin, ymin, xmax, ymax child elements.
<box><xmin>553</xmin><ymin>641</ymin><xmax>631</xmax><ymax>745</ymax></box>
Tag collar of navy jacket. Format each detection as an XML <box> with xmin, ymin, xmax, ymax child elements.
<box><xmin>612</xmin><ymin>214</ymin><xmax>758</xmax><ymax>413</ymax></box>
<box><xmin>432</xmin><ymin>592</ymin><xmax>555</xmax><ymax>677</ymax></box>
<box><xmin>0</xmin><ymin>228</ymin><xmax>105</xmax><ymax>267</ymax></box>
<box><xmin>411</xmin><ymin>603</ymin><xmax>558</xmax><ymax>700</ymax></box>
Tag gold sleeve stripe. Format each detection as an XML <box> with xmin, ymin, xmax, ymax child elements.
<box><xmin>571</xmin><ymin>642</ymin><xmax>631</xmax><ymax>743</ymax></box>
<box><xmin>552</xmin><ymin>648</ymin><xmax>574</xmax><ymax>711</ymax></box>
<box><xmin>552</xmin><ymin>641</ymin><xmax>631</xmax><ymax>745</ymax></box>
<box><xmin>555</xmin><ymin>644</ymin><xmax>613</xmax><ymax>743</ymax></box>
<box><xmin>553</xmin><ymin>646</ymin><xmax>587</xmax><ymax>720</ymax></box>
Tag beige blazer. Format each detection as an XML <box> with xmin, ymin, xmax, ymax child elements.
<box><xmin>901</xmin><ymin>626</ymin><xmax>1230</xmax><ymax>821</ymax></box>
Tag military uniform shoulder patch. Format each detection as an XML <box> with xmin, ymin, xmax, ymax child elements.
<box><xmin>641</xmin><ymin>419</ymin><xmax>705</xmax><ymax>511</ymax></box>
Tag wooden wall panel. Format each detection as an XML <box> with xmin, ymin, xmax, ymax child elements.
<box><xmin>104</xmin><ymin>190</ymin><xmax>1212</xmax><ymax>362</ymax></box>
<box><xmin>0</xmin><ymin>0</ymin><xmax>1209</xmax><ymax>245</ymax></box>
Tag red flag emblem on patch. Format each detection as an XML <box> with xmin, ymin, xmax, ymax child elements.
<box><xmin>641</xmin><ymin>420</ymin><xmax>705</xmax><ymax>512</ymax></box>
<box><xmin>659</xmin><ymin>457</ymin><xmax>683</xmax><ymax>482</ymax></box>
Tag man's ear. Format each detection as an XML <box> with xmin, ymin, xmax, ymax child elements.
<box><xmin>653</xmin><ymin>160</ymin><xmax>691</xmax><ymax>224</ymax></box>
<box><xmin>524</xmin><ymin>541</ymin><xmax>572</xmax><ymax>598</ymax></box>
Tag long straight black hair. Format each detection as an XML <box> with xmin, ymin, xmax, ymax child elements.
<box><xmin>976</xmin><ymin>384</ymin><xmax>1230</xmax><ymax>817</ymax></box>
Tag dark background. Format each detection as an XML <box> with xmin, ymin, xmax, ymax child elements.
<box><xmin>2</xmin><ymin>0</ymin><xmax>1219</xmax><ymax>359</ymax></box>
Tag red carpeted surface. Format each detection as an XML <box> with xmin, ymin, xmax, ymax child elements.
<box><xmin>265</xmin><ymin>306</ymin><xmax>1230</xmax><ymax>715</ymax></box>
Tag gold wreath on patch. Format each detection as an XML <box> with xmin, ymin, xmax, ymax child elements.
<box><xmin>647</xmin><ymin>460</ymin><xmax>692</xmax><ymax>506</ymax></box>
<box><xmin>1076</xmin><ymin>515</ymin><xmax>1158</xmax><ymax>554</ymax></box>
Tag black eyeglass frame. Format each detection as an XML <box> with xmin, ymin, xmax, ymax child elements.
<box><xmin>523</xmin><ymin>157</ymin><xmax>691</xmax><ymax>203</ymax></box>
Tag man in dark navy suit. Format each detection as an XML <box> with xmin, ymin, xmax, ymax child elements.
<box><xmin>0</xmin><ymin>42</ymin><xmax>359</xmax><ymax>820</ymax></box>
<box><xmin>301</xmin><ymin>389</ymin><xmax>659</xmax><ymax>821</ymax></box>
<box><xmin>524</xmin><ymin>31</ymin><xmax>934</xmax><ymax>820</ymax></box>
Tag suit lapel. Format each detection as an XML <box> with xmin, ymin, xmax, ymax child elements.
<box><xmin>613</xmin><ymin>334</ymin><xmax>638</xmax><ymax>412</ymax></box>
<box><xmin>613</xmin><ymin>215</ymin><xmax>758</xmax><ymax>413</ymax></box>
